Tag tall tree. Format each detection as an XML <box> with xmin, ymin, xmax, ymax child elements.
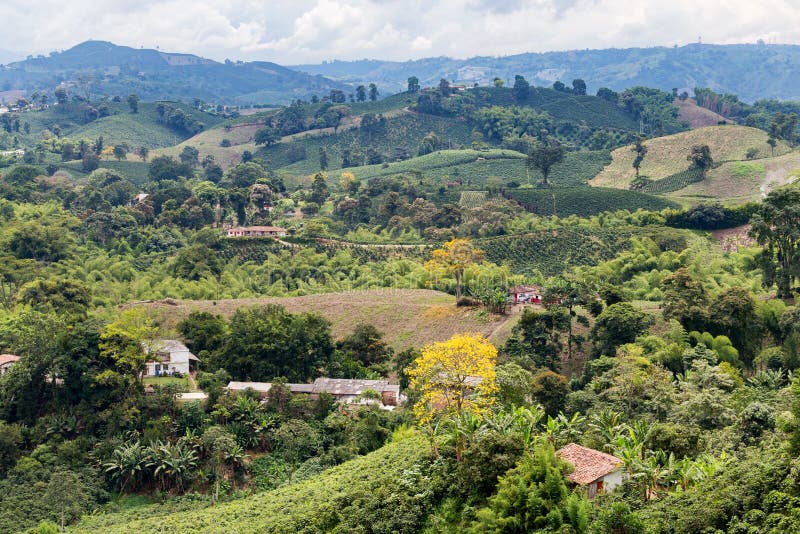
<box><xmin>127</xmin><ymin>93</ymin><xmax>139</xmax><ymax>114</ymax></box>
<box><xmin>408</xmin><ymin>333</ymin><xmax>498</xmax><ymax>424</ymax></box>
<box><xmin>513</xmin><ymin>75</ymin><xmax>530</xmax><ymax>101</ymax></box>
<box><xmin>368</xmin><ymin>83</ymin><xmax>379</xmax><ymax>101</ymax></box>
<box><xmin>407</xmin><ymin>76</ymin><xmax>420</xmax><ymax>93</ymax></box>
<box><xmin>526</xmin><ymin>142</ymin><xmax>565</xmax><ymax>186</ymax></box>
<box><xmin>688</xmin><ymin>144</ymin><xmax>713</xmax><ymax>177</ymax></box>
<box><xmin>750</xmin><ymin>183</ymin><xmax>800</xmax><ymax>298</ymax></box>
<box><xmin>355</xmin><ymin>85</ymin><xmax>367</xmax><ymax>102</ymax></box>
<box><xmin>632</xmin><ymin>136</ymin><xmax>648</xmax><ymax>178</ymax></box>
<box><xmin>572</xmin><ymin>78</ymin><xmax>587</xmax><ymax>95</ymax></box>
<box><xmin>426</xmin><ymin>238</ymin><xmax>484</xmax><ymax>300</ymax></box>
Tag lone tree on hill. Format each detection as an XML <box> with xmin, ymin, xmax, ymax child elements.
<box><xmin>526</xmin><ymin>142</ymin><xmax>565</xmax><ymax>186</ymax></box>
<box><xmin>407</xmin><ymin>76</ymin><xmax>420</xmax><ymax>93</ymax></box>
<box><xmin>632</xmin><ymin>136</ymin><xmax>648</xmax><ymax>178</ymax></box>
<box><xmin>688</xmin><ymin>144</ymin><xmax>713</xmax><ymax>177</ymax></box>
<box><xmin>127</xmin><ymin>93</ymin><xmax>139</xmax><ymax>114</ymax></box>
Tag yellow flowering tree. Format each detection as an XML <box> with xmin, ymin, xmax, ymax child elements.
<box><xmin>408</xmin><ymin>333</ymin><xmax>499</xmax><ymax>425</ymax></box>
<box><xmin>426</xmin><ymin>238</ymin><xmax>484</xmax><ymax>300</ymax></box>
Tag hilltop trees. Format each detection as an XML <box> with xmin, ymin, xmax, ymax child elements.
<box><xmin>526</xmin><ymin>142</ymin><xmax>565</xmax><ymax>186</ymax></box>
<box><xmin>369</xmin><ymin>83</ymin><xmax>379</xmax><ymax>101</ymax></box>
<box><xmin>127</xmin><ymin>93</ymin><xmax>139</xmax><ymax>114</ymax></box>
<box><xmin>513</xmin><ymin>75</ymin><xmax>530</xmax><ymax>101</ymax></box>
<box><xmin>407</xmin><ymin>76</ymin><xmax>420</xmax><ymax>93</ymax></box>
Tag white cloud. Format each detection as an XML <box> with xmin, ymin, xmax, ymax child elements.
<box><xmin>2</xmin><ymin>0</ymin><xmax>800</xmax><ymax>64</ymax></box>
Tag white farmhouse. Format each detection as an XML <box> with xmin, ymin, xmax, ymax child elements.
<box><xmin>144</xmin><ymin>340</ymin><xmax>199</xmax><ymax>377</ymax></box>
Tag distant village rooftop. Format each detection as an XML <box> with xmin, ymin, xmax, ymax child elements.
<box><xmin>227</xmin><ymin>377</ymin><xmax>401</xmax><ymax>407</ymax></box>
<box><xmin>226</xmin><ymin>226</ymin><xmax>287</xmax><ymax>238</ymax></box>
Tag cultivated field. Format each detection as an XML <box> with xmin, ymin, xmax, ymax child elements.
<box><xmin>590</xmin><ymin>125</ymin><xmax>791</xmax><ymax>189</ymax></box>
<box><xmin>133</xmin><ymin>289</ymin><xmax>520</xmax><ymax>350</ymax></box>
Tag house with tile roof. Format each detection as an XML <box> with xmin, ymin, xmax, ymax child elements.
<box><xmin>557</xmin><ymin>443</ymin><xmax>625</xmax><ymax>499</ymax></box>
<box><xmin>0</xmin><ymin>354</ymin><xmax>20</xmax><ymax>375</ymax></box>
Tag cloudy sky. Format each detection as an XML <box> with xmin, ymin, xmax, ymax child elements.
<box><xmin>3</xmin><ymin>0</ymin><xmax>800</xmax><ymax>64</ymax></box>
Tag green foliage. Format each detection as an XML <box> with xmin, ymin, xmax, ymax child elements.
<box><xmin>74</xmin><ymin>433</ymin><xmax>436</xmax><ymax>533</ymax></box>
<box><xmin>505</xmin><ymin>187</ymin><xmax>677</xmax><ymax>218</ymax></box>
<box><xmin>471</xmin><ymin>444</ymin><xmax>589</xmax><ymax>533</ymax></box>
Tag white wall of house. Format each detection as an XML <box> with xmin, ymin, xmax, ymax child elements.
<box><xmin>603</xmin><ymin>468</ymin><xmax>625</xmax><ymax>492</ymax></box>
<box><xmin>589</xmin><ymin>468</ymin><xmax>625</xmax><ymax>498</ymax></box>
<box><xmin>145</xmin><ymin>348</ymin><xmax>195</xmax><ymax>376</ymax></box>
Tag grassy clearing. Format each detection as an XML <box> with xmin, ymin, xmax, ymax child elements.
<box><xmin>590</xmin><ymin>125</ymin><xmax>791</xmax><ymax>189</ymax></box>
<box><xmin>60</xmin><ymin>160</ymin><xmax>151</xmax><ymax>186</ymax></box>
<box><xmin>671</xmin><ymin>150</ymin><xmax>800</xmax><ymax>204</ymax></box>
<box><xmin>142</xmin><ymin>376</ymin><xmax>191</xmax><ymax>391</ymax></box>
<box><xmin>132</xmin><ymin>289</ymin><xmax>517</xmax><ymax>351</ymax></box>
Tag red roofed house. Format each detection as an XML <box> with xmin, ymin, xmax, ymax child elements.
<box><xmin>226</xmin><ymin>226</ymin><xmax>287</xmax><ymax>238</ymax></box>
<box><xmin>0</xmin><ymin>354</ymin><xmax>20</xmax><ymax>375</ymax></box>
<box><xmin>557</xmin><ymin>443</ymin><xmax>625</xmax><ymax>499</ymax></box>
<box><xmin>508</xmin><ymin>285</ymin><xmax>543</xmax><ymax>304</ymax></box>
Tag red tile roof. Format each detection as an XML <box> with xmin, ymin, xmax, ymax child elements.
<box><xmin>0</xmin><ymin>354</ymin><xmax>20</xmax><ymax>366</ymax></box>
<box><xmin>557</xmin><ymin>443</ymin><xmax>622</xmax><ymax>485</ymax></box>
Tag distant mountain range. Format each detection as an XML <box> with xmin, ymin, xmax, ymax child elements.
<box><xmin>2</xmin><ymin>41</ymin><xmax>800</xmax><ymax>105</ymax></box>
<box><xmin>0</xmin><ymin>41</ymin><xmax>345</xmax><ymax>105</ymax></box>
<box><xmin>293</xmin><ymin>43</ymin><xmax>800</xmax><ymax>103</ymax></box>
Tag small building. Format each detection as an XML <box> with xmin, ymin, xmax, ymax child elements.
<box><xmin>144</xmin><ymin>340</ymin><xmax>199</xmax><ymax>377</ymax></box>
<box><xmin>226</xmin><ymin>226</ymin><xmax>287</xmax><ymax>238</ymax></box>
<box><xmin>509</xmin><ymin>285</ymin><xmax>543</xmax><ymax>304</ymax></box>
<box><xmin>226</xmin><ymin>377</ymin><xmax>401</xmax><ymax>408</ymax></box>
<box><xmin>557</xmin><ymin>443</ymin><xmax>625</xmax><ymax>499</ymax></box>
<box><xmin>0</xmin><ymin>354</ymin><xmax>20</xmax><ymax>375</ymax></box>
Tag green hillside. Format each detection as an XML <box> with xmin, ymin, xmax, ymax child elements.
<box><xmin>74</xmin><ymin>432</ymin><xmax>432</xmax><ymax>534</ymax></box>
<box><xmin>4</xmin><ymin>101</ymin><xmax>224</xmax><ymax>150</ymax></box>
<box><xmin>505</xmin><ymin>186</ymin><xmax>678</xmax><ymax>218</ymax></box>
<box><xmin>263</xmin><ymin>112</ymin><xmax>475</xmax><ymax>173</ymax></box>
<box><xmin>0</xmin><ymin>40</ymin><xmax>346</xmax><ymax>105</ymax></box>
<box><xmin>590</xmin><ymin>125</ymin><xmax>791</xmax><ymax>189</ymax></box>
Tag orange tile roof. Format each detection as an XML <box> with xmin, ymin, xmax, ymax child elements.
<box><xmin>557</xmin><ymin>443</ymin><xmax>622</xmax><ymax>484</ymax></box>
<box><xmin>0</xmin><ymin>354</ymin><xmax>20</xmax><ymax>366</ymax></box>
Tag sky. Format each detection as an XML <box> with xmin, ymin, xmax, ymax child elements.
<box><xmin>2</xmin><ymin>0</ymin><xmax>800</xmax><ymax>64</ymax></box>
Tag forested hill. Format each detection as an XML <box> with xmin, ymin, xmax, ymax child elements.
<box><xmin>293</xmin><ymin>43</ymin><xmax>800</xmax><ymax>102</ymax></box>
<box><xmin>0</xmin><ymin>41</ymin><xmax>345</xmax><ymax>105</ymax></box>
